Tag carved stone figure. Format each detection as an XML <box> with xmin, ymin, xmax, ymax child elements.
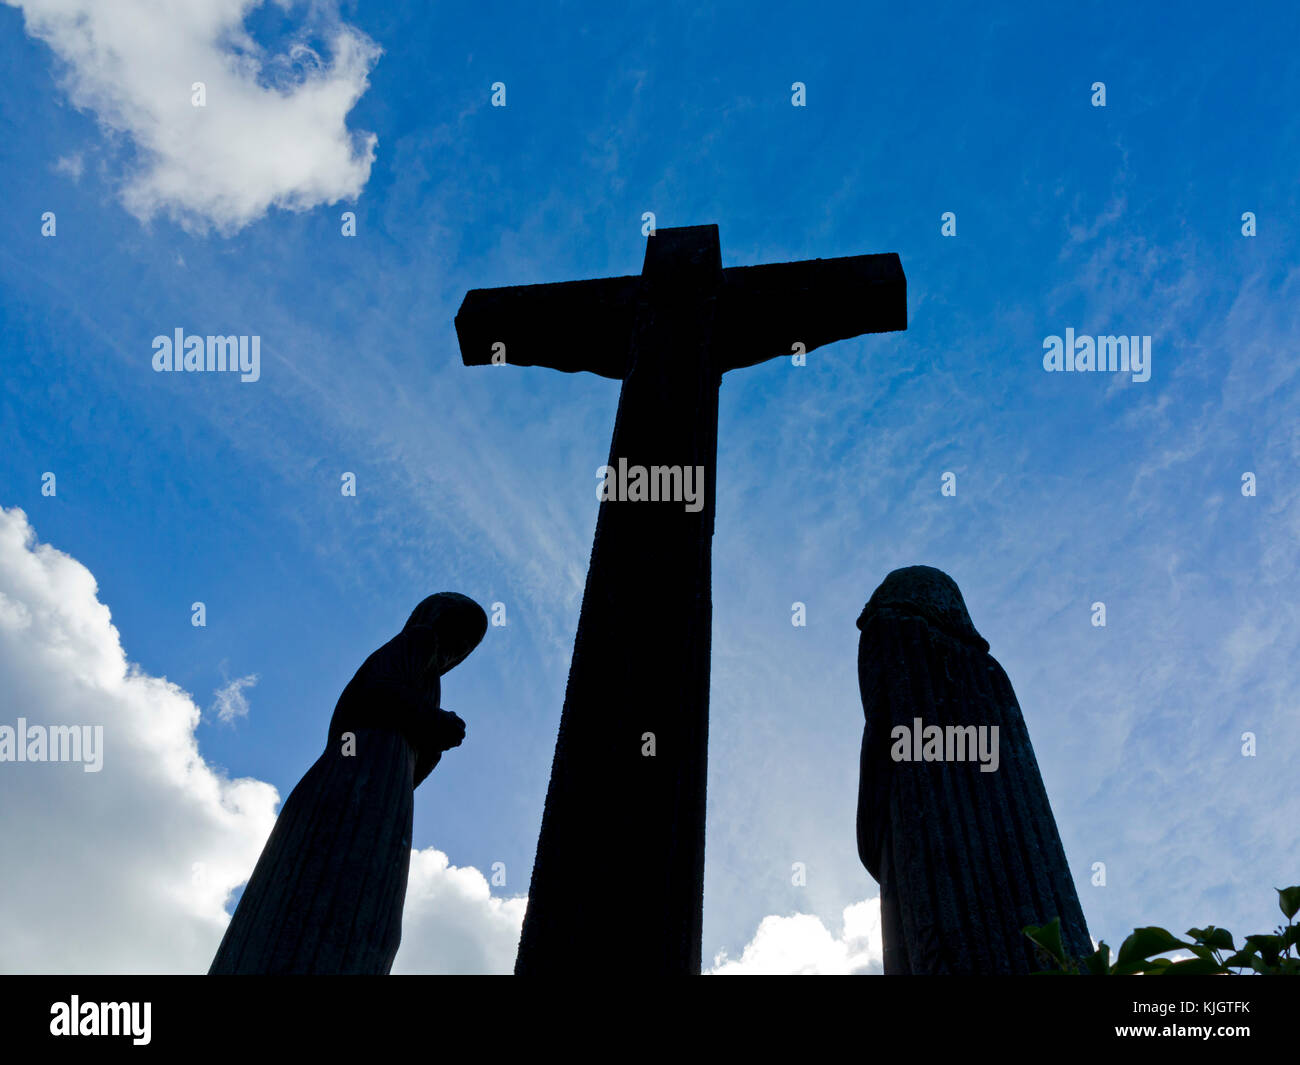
<box><xmin>856</xmin><ymin>566</ymin><xmax>1090</xmax><ymax>973</ymax></box>
<box><xmin>209</xmin><ymin>592</ymin><xmax>487</xmax><ymax>975</ymax></box>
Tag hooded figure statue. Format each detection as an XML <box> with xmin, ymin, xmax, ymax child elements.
<box><xmin>855</xmin><ymin>567</ymin><xmax>1090</xmax><ymax>973</ymax></box>
<box><xmin>210</xmin><ymin>593</ymin><xmax>489</xmax><ymax>975</ymax></box>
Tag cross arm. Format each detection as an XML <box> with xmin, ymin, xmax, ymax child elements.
<box><xmin>455</xmin><ymin>275</ymin><xmax>641</xmax><ymax>380</ymax></box>
<box><xmin>716</xmin><ymin>252</ymin><xmax>906</xmax><ymax>373</ymax></box>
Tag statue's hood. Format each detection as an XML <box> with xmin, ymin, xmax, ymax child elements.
<box><xmin>403</xmin><ymin>592</ymin><xmax>489</xmax><ymax>676</ymax></box>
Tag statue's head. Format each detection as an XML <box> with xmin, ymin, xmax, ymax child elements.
<box><xmin>402</xmin><ymin>592</ymin><xmax>489</xmax><ymax>687</ymax></box>
<box><xmin>857</xmin><ymin>565</ymin><xmax>989</xmax><ymax>653</ymax></box>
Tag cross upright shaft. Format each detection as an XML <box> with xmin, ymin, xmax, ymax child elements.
<box><xmin>456</xmin><ymin>225</ymin><xmax>905</xmax><ymax>973</ymax></box>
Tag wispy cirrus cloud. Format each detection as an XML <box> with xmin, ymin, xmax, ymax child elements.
<box><xmin>212</xmin><ymin>673</ymin><xmax>258</xmax><ymax>725</ymax></box>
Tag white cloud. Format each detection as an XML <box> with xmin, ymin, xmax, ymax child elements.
<box><xmin>0</xmin><ymin>505</ymin><xmax>279</xmax><ymax>973</ymax></box>
<box><xmin>212</xmin><ymin>673</ymin><xmax>258</xmax><ymax>724</ymax></box>
<box><xmin>52</xmin><ymin>152</ymin><xmax>83</xmax><ymax>181</ymax></box>
<box><xmin>0</xmin><ymin>506</ymin><xmax>524</xmax><ymax>973</ymax></box>
<box><xmin>392</xmin><ymin>849</ymin><xmax>527</xmax><ymax>975</ymax></box>
<box><xmin>8</xmin><ymin>0</ymin><xmax>380</xmax><ymax>233</ymax></box>
<box><xmin>709</xmin><ymin>898</ymin><xmax>883</xmax><ymax>975</ymax></box>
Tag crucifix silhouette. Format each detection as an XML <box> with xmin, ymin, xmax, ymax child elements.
<box><xmin>456</xmin><ymin>225</ymin><xmax>906</xmax><ymax>973</ymax></box>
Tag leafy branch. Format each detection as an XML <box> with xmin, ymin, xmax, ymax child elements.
<box><xmin>1023</xmin><ymin>885</ymin><xmax>1300</xmax><ymax>975</ymax></box>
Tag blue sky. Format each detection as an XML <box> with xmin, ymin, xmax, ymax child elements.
<box><xmin>0</xmin><ymin>0</ymin><xmax>1297</xmax><ymax>973</ymax></box>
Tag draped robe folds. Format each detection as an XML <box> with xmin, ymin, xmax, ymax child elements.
<box><xmin>209</xmin><ymin>593</ymin><xmax>487</xmax><ymax>975</ymax></box>
<box><xmin>855</xmin><ymin>567</ymin><xmax>1091</xmax><ymax>974</ymax></box>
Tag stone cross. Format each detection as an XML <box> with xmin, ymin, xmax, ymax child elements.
<box><xmin>457</xmin><ymin>225</ymin><xmax>906</xmax><ymax>973</ymax></box>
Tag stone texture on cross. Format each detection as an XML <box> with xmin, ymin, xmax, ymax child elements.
<box><xmin>209</xmin><ymin>593</ymin><xmax>487</xmax><ymax>975</ymax></box>
<box><xmin>856</xmin><ymin>566</ymin><xmax>1091</xmax><ymax>973</ymax></box>
<box><xmin>457</xmin><ymin>225</ymin><xmax>906</xmax><ymax>973</ymax></box>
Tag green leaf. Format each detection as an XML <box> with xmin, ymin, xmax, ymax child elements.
<box><xmin>1186</xmin><ymin>926</ymin><xmax>1235</xmax><ymax>951</ymax></box>
<box><xmin>1024</xmin><ymin>917</ymin><xmax>1067</xmax><ymax>968</ymax></box>
<box><xmin>1244</xmin><ymin>934</ymin><xmax>1282</xmax><ymax>966</ymax></box>
<box><xmin>1223</xmin><ymin>948</ymin><xmax>1259</xmax><ymax>969</ymax></box>
<box><xmin>1278</xmin><ymin>887</ymin><xmax>1300</xmax><ymax>921</ymax></box>
<box><xmin>1081</xmin><ymin>943</ymin><xmax>1111</xmax><ymax>976</ymax></box>
<box><xmin>1114</xmin><ymin>927</ymin><xmax>1192</xmax><ymax>974</ymax></box>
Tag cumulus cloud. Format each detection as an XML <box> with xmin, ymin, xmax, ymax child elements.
<box><xmin>709</xmin><ymin>898</ymin><xmax>884</xmax><ymax>975</ymax></box>
<box><xmin>212</xmin><ymin>673</ymin><xmax>258</xmax><ymax>724</ymax></box>
<box><xmin>392</xmin><ymin>849</ymin><xmax>527</xmax><ymax>974</ymax></box>
<box><xmin>0</xmin><ymin>506</ymin><xmax>524</xmax><ymax>973</ymax></box>
<box><xmin>0</xmin><ymin>505</ymin><xmax>279</xmax><ymax>973</ymax></box>
<box><xmin>7</xmin><ymin>0</ymin><xmax>380</xmax><ymax>232</ymax></box>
